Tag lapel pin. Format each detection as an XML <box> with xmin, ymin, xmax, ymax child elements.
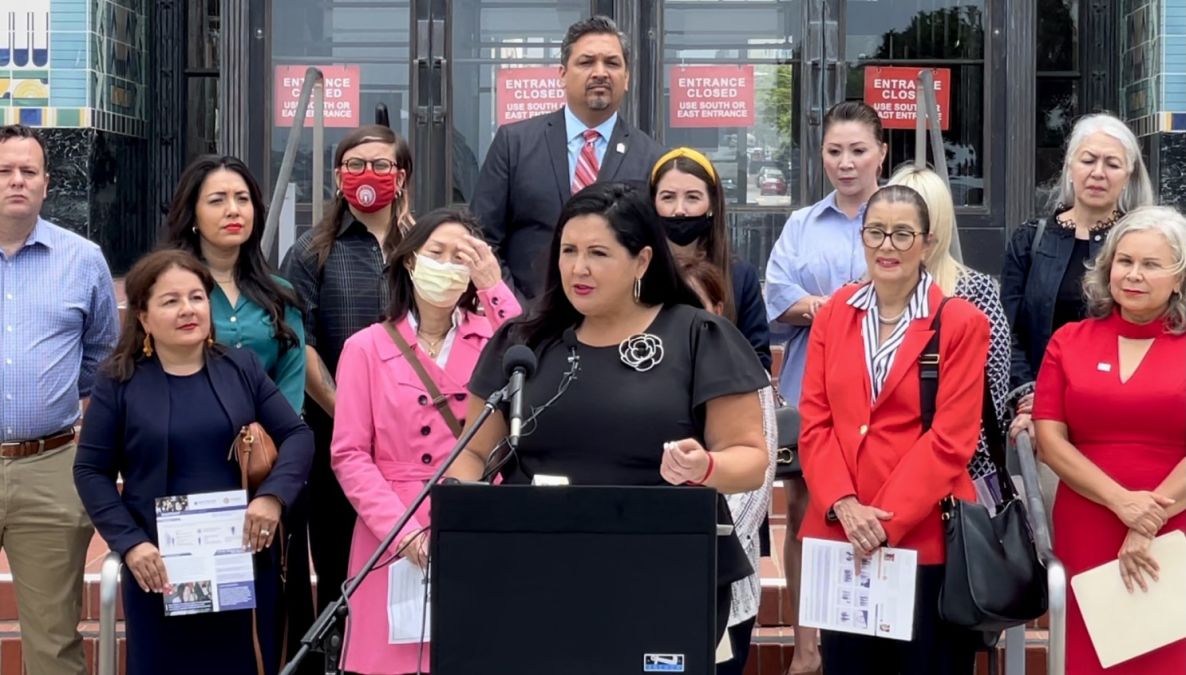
<box><xmin>1097</xmin><ymin>362</ymin><xmax>1112</xmax><ymax>372</ymax></box>
<box><xmin>616</xmin><ymin>142</ymin><xmax>626</xmax><ymax>154</ymax></box>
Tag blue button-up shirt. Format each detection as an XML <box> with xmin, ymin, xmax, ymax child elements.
<box><xmin>564</xmin><ymin>105</ymin><xmax>617</xmax><ymax>185</ymax></box>
<box><xmin>0</xmin><ymin>218</ymin><xmax>119</xmax><ymax>441</ymax></box>
<box><xmin>765</xmin><ymin>192</ymin><xmax>868</xmax><ymax>405</ymax></box>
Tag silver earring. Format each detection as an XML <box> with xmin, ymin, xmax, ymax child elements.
<box><xmin>192</xmin><ymin>226</ymin><xmax>197</xmax><ymax>234</ymax></box>
<box><xmin>633</xmin><ymin>277</ymin><xmax>642</xmax><ymax>302</ymax></box>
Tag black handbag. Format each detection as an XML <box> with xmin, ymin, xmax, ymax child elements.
<box><xmin>920</xmin><ymin>300</ymin><xmax>1048</xmax><ymax>632</ymax></box>
<box><xmin>773</xmin><ymin>405</ymin><xmax>802</xmax><ymax>478</ymax></box>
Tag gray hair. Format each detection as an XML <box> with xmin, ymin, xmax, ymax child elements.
<box><xmin>560</xmin><ymin>15</ymin><xmax>630</xmax><ymax>67</ymax></box>
<box><xmin>1053</xmin><ymin>113</ymin><xmax>1155</xmax><ymax>213</ymax></box>
<box><xmin>1083</xmin><ymin>205</ymin><xmax>1186</xmax><ymax>334</ymax></box>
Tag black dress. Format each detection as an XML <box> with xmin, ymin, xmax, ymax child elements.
<box><xmin>122</xmin><ymin>371</ymin><xmax>284</xmax><ymax>675</ymax></box>
<box><xmin>469</xmin><ymin>304</ymin><xmax>770</xmax><ymax>636</ymax></box>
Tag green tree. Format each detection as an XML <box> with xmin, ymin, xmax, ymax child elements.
<box><xmin>761</xmin><ymin>64</ymin><xmax>797</xmax><ymax>169</ymax></box>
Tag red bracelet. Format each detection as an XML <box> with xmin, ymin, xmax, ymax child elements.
<box><xmin>688</xmin><ymin>452</ymin><xmax>715</xmax><ymax>486</ymax></box>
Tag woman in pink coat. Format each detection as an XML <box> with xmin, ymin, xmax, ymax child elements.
<box><xmin>330</xmin><ymin>208</ymin><xmax>521</xmax><ymax>674</ymax></box>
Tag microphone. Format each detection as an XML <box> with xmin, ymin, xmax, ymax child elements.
<box><xmin>502</xmin><ymin>345</ymin><xmax>538</xmax><ymax>449</ymax></box>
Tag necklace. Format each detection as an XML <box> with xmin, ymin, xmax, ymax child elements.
<box><xmin>878</xmin><ymin>310</ymin><xmax>905</xmax><ymax>325</ymax></box>
<box><xmin>417</xmin><ymin>330</ymin><xmax>448</xmax><ymax>358</ymax></box>
<box><xmin>1058</xmin><ymin>208</ymin><xmax>1120</xmax><ymax>233</ymax></box>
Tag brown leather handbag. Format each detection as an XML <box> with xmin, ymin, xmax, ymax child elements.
<box><xmin>227</xmin><ymin>422</ymin><xmax>284</xmax><ymax>675</ymax></box>
<box><xmin>228</xmin><ymin>422</ymin><xmax>278</xmax><ymax>492</ymax></box>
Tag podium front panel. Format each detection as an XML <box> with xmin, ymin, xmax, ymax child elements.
<box><xmin>430</xmin><ymin>485</ymin><xmax>719</xmax><ymax>675</ymax></box>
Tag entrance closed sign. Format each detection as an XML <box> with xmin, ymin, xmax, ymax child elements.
<box><xmin>496</xmin><ymin>66</ymin><xmax>565</xmax><ymax>125</ymax></box>
<box><xmin>863</xmin><ymin>67</ymin><xmax>951</xmax><ymax>131</ymax></box>
<box><xmin>669</xmin><ymin>65</ymin><xmax>756</xmax><ymax>128</ymax></box>
<box><xmin>274</xmin><ymin>65</ymin><xmax>361</xmax><ymax>128</ymax></box>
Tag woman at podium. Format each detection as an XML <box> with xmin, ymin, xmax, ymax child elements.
<box><xmin>449</xmin><ymin>182</ymin><xmax>771</xmax><ymax>642</ymax></box>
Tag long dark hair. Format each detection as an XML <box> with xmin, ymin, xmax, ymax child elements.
<box><xmin>310</xmin><ymin>125</ymin><xmax>414</xmax><ymax>268</ymax></box>
<box><xmin>649</xmin><ymin>153</ymin><xmax>735</xmax><ymax>321</ymax></box>
<box><xmin>386</xmin><ymin>207</ymin><xmax>484</xmax><ymax>321</ymax></box>
<box><xmin>512</xmin><ymin>182</ymin><xmax>703</xmax><ymax>349</ymax></box>
<box><xmin>160</xmin><ymin>155</ymin><xmax>301</xmax><ymax>354</ymax></box>
<box><xmin>105</xmin><ymin>250</ymin><xmax>223</xmax><ymax>382</ymax></box>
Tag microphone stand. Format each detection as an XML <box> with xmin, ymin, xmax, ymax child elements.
<box><xmin>282</xmin><ymin>386</ymin><xmax>508</xmax><ymax>675</ymax></box>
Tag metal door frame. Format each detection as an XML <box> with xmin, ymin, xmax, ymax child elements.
<box><xmin>411</xmin><ymin>0</ymin><xmax>453</xmax><ymax>211</ymax></box>
<box><xmin>803</xmin><ymin>0</ymin><xmax>1008</xmax><ymax>230</ymax></box>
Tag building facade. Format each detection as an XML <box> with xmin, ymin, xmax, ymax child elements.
<box><xmin>4</xmin><ymin>0</ymin><xmax>1185</xmax><ymax>275</ymax></box>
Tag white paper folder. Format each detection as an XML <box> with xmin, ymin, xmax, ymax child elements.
<box><xmin>1070</xmin><ymin>530</ymin><xmax>1186</xmax><ymax>668</ymax></box>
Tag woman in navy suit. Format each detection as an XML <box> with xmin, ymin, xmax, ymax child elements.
<box><xmin>74</xmin><ymin>250</ymin><xmax>314</xmax><ymax>675</ymax></box>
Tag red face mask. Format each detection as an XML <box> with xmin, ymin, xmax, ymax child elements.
<box><xmin>339</xmin><ymin>169</ymin><xmax>397</xmax><ymax>213</ymax></box>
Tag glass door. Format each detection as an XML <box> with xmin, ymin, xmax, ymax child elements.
<box><xmin>268</xmin><ymin>0</ymin><xmax>413</xmax><ymax>231</ymax></box>
<box><xmin>658</xmin><ymin>0</ymin><xmax>807</xmax><ymax>275</ymax></box>
<box><xmin>650</xmin><ymin>0</ymin><xmax>1005</xmax><ymax>274</ymax></box>
<box><xmin>832</xmin><ymin>0</ymin><xmax>1006</xmax><ymax>271</ymax></box>
<box><xmin>426</xmin><ymin>0</ymin><xmax>591</xmax><ymax>208</ymax></box>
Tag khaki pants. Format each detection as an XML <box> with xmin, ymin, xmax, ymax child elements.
<box><xmin>0</xmin><ymin>443</ymin><xmax>93</xmax><ymax>675</ymax></box>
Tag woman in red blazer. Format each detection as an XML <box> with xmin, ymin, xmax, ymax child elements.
<box><xmin>798</xmin><ymin>185</ymin><xmax>990</xmax><ymax>675</ymax></box>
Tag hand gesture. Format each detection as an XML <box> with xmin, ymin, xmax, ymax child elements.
<box><xmin>456</xmin><ymin>234</ymin><xmax>501</xmax><ymax>290</ymax></box>
<box><xmin>400</xmin><ymin>530</ymin><xmax>430</xmax><ymax>569</ymax></box>
<box><xmin>243</xmin><ymin>495</ymin><xmax>282</xmax><ymax>553</ymax></box>
<box><xmin>1017</xmin><ymin>393</ymin><xmax>1034</xmax><ymax>415</ymax></box>
<box><xmin>660</xmin><ymin>439</ymin><xmax>712</xmax><ymax>486</ymax></box>
<box><xmin>126</xmin><ymin>542</ymin><xmax>170</xmax><ymax>594</ymax></box>
<box><xmin>803</xmin><ymin>295</ymin><xmax>828</xmax><ymax>322</ymax></box>
<box><xmin>1118</xmin><ymin>529</ymin><xmax>1160</xmax><ymax>593</ymax></box>
<box><xmin>1110</xmin><ymin>490</ymin><xmax>1174</xmax><ymax>537</ymax></box>
<box><xmin>832</xmin><ymin>496</ymin><xmax>893</xmax><ymax>556</ymax></box>
<box><xmin>1008</xmin><ymin>413</ymin><xmax>1033</xmax><ymax>442</ymax></box>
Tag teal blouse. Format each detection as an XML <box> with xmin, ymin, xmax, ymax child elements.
<box><xmin>211</xmin><ymin>276</ymin><xmax>306</xmax><ymax>412</ymax></box>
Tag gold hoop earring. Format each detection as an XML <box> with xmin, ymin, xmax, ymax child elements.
<box><xmin>633</xmin><ymin>277</ymin><xmax>642</xmax><ymax>303</ymax></box>
<box><xmin>142</xmin><ymin>334</ymin><xmax>153</xmax><ymax>357</ymax></box>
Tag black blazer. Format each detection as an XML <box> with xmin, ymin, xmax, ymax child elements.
<box><xmin>1000</xmin><ymin>216</ymin><xmax>1108</xmax><ymax>390</ymax></box>
<box><xmin>471</xmin><ymin>107</ymin><xmax>665</xmax><ymax>299</ymax></box>
<box><xmin>74</xmin><ymin>348</ymin><xmax>314</xmax><ymax>556</ymax></box>
<box><xmin>731</xmin><ymin>258</ymin><xmax>772</xmax><ymax>371</ymax></box>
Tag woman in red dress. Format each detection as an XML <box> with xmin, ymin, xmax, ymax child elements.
<box><xmin>1034</xmin><ymin>205</ymin><xmax>1186</xmax><ymax>674</ymax></box>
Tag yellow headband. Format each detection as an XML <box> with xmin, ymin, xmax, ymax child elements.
<box><xmin>651</xmin><ymin>147</ymin><xmax>718</xmax><ymax>185</ymax></box>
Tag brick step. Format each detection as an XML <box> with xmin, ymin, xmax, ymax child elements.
<box><xmin>0</xmin><ymin>578</ymin><xmax>124</xmax><ymax>623</ymax></box>
<box><xmin>0</xmin><ymin>624</ymin><xmax>1052</xmax><ymax>675</ymax></box>
<box><xmin>744</xmin><ymin>627</ymin><xmax>1050</xmax><ymax>675</ymax></box>
<box><xmin>757</xmin><ymin>582</ymin><xmax>1052</xmax><ymax>631</ymax></box>
<box><xmin>0</xmin><ymin>629</ymin><xmax>126</xmax><ymax>674</ymax></box>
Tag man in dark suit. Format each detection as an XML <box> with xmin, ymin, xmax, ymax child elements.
<box><xmin>471</xmin><ymin>15</ymin><xmax>665</xmax><ymax>300</ymax></box>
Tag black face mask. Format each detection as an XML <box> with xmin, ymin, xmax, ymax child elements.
<box><xmin>661</xmin><ymin>214</ymin><xmax>714</xmax><ymax>246</ymax></box>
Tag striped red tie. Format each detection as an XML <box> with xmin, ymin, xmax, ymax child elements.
<box><xmin>571</xmin><ymin>129</ymin><xmax>601</xmax><ymax>194</ymax></box>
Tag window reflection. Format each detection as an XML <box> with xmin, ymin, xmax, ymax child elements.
<box><xmin>662</xmin><ymin>1</ymin><xmax>803</xmax><ymax>207</ymax></box>
<box><xmin>1036</xmin><ymin>78</ymin><xmax>1078</xmax><ymax>211</ymax></box>
<box><xmin>846</xmin><ymin>2</ymin><xmax>986</xmax><ymax>206</ymax></box>
<box><xmin>269</xmin><ymin>1</ymin><xmax>411</xmax><ymax>216</ymax></box>
<box><xmin>450</xmin><ymin>0</ymin><xmax>587</xmax><ymax>204</ymax></box>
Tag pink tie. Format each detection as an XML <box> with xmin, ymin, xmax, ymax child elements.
<box><xmin>572</xmin><ymin>129</ymin><xmax>601</xmax><ymax>194</ymax></box>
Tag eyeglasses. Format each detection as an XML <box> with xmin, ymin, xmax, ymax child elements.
<box><xmin>341</xmin><ymin>158</ymin><xmax>398</xmax><ymax>175</ymax></box>
<box><xmin>861</xmin><ymin>227</ymin><xmax>922</xmax><ymax>251</ymax></box>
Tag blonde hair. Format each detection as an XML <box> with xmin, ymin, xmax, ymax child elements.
<box><xmin>1054</xmin><ymin>113</ymin><xmax>1155</xmax><ymax>213</ymax></box>
<box><xmin>1083</xmin><ymin>206</ymin><xmax>1186</xmax><ymax>334</ymax></box>
<box><xmin>887</xmin><ymin>165</ymin><xmax>964</xmax><ymax>294</ymax></box>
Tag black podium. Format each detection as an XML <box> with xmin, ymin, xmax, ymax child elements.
<box><xmin>430</xmin><ymin>484</ymin><xmax>719</xmax><ymax>675</ymax></box>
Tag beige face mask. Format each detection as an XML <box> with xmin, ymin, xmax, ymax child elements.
<box><xmin>411</xmin><ymin>254</ymin><xmax>471</xmax><ymax>307</ymax></box>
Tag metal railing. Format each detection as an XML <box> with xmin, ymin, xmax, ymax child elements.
<box><xmin>1013</xmin><ymin>431</ymin><xmax>1067</xmax><ymax>675</ymax></box>
<box><xmin>263</xmin><ymin>66</ymin><xmax>326</xmax><ymax>257</ymax></box>
<box><xmin>98</xmin><ymin>550</ymin><xmax>122</xmax><ymax>675</ymax></box>
<box><xmin>913</xmin><ymin>68</ymin><xmax>964</xmax><ymax>264</ymax></box>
